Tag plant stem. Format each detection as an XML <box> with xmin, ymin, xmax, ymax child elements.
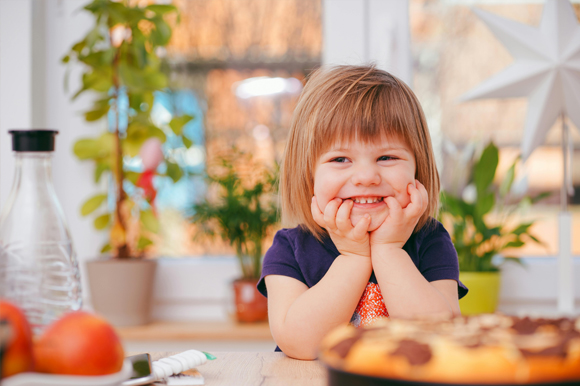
<box><xmin>111</xmin><ymin>34</ymin><xmax>129</xmax><ymax>259</ymax></box>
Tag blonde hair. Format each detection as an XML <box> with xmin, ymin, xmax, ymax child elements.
<box><xmin>280</xmin><ymin>65</ymin><xmax>440</xmax><ymax>241</ymax></box>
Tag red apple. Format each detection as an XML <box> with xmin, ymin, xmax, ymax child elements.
<box><xmin>34</xmin><ymin>311</ymin><xmax>124</xmax><ymax>375</ymax></box>
<box><xmin>0</xmin><ymin>300</ymin><xmax>34</xmax><ymax>378</ymax></box>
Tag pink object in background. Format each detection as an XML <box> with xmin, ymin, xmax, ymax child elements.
<box><xmin>140</xmin><ymin>138</ymin><xmax>164</xmax><ymax>172</ymax></box>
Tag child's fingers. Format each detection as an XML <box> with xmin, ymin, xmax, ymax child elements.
<box><xmin>417</xmin><ymin>180</ymin><xmax>429</xmax><ymax>210</ymax></box>
<box><xmin>352</xmin><ymin>213</ymin><xmax>371</xmax><ymax>239</ymax></box>
<box><xmin>384</xmin><ymin>196</ymin><xmax>402</xmax><ymax>218</ymax></box>
<box><xmin>323</xmin><ymin>198</ymin><xmax>342</xmax><ymax>232</ymax></box>
<box><xmin>405</xmin><ymin>183</ymin><xmax>424</xmax><ymax>218</ymax></box>
<box><xmin>335</xmin><ymin>199</ymin><xmax>354</xmax><ymax>232</ymax></box>
<box><xmin>311</xmin><ymin>196</ymin><xmax>326</xmax><ymax>228</ymax></box>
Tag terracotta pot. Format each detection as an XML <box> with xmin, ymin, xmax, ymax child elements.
<box><xmin>232</xmin><ymin>279</ymin><xmax>268</xmax><ymax>323</ymax></box>
<box><xmin>86</xmin><ymin>258</ymin><xmax>157</xmax><ymax>326</ymax></box>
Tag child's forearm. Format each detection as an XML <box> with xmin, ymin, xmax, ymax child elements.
<box><xmin>276</xmin><ymin>255</ymin><xmax>372</xmax><ymax>360</ymax></box>
<box><xmin>371</xmin><ymin>245</ymin><xmax>453</xmax><ymax>319</ymax></box>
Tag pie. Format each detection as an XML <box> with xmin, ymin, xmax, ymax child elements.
<box><xmin>319</xmin><ymin>314</ymin><xmax>580</xmax><ymax>384</ymax></box>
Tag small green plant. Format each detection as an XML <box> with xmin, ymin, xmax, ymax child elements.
<box><xmin>63</xmin><ymin>0</ymin><xmax>194</xmax><ymax>258</ymax></box>
<box><xmin>439</xmin><ymin>142</ymin><xmax>549</xmax><ymax>272</ymax></box>
<box><xmin>192</xmin><ymin>151</ymin><xmax>279</xmax><ymax>280</ymax></box>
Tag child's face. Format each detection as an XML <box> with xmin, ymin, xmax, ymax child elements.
<box><xmin>313</xmin><ymin>136</ymin><xmax>416</xmax><ymax>232</ymax></box>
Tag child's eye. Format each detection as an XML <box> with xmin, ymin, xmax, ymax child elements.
<box><xmin>331</xmin><ymin>157</ymin><xmax>348</xmax><ymax>163</ymax></box>
<box><xmin>378</xmin><ymin>156</ymin><xmax>397</xmax><ymax>161</ymax></box>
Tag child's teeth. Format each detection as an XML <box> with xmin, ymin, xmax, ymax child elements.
<box><xmin>352</xmin><ymin>197</ymin><xmax>383</xmax><ymax>204</ymax></box>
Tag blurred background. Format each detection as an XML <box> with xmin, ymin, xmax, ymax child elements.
<box><xmin>1</xmin><ymin>0</ymin><xmax>579</xmax><ymax>351</ymax></box>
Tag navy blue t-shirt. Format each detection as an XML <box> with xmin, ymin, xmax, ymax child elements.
<box><xmin>257</xmin><ymin>219</ymin><xmax>467</xmax><ymax>352</ymax></box>
<box><xmin>258</xmin><ymin>219</ymin><xmax>468</xmax><ymax>298</ymax></box>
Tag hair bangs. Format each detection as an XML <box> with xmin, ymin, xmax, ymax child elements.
<box><xmin>312</xmin><ymin>83</ymin><xmax>414</xmax><ymax>160</ymax></box>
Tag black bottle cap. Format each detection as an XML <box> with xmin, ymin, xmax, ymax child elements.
<box><xmin>9</xmin><ymin>130</ymin><xmax>59</xmax><ymax>152</ymax></box>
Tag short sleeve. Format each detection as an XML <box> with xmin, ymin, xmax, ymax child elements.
<box><xmin>257</xmin><ymin>230</ymin><xmax>307</xmax><ymax>298</ymax></box>
<box><xmin>419</xmin><ymin>224</ymin><xmax>468</xmax><ymax>299</ymax></box>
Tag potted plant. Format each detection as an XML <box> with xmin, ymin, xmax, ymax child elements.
<box><xmin>439</xmin><ymin>142</ymin><xmax>549</xmax><ymax>315</ymax></box>
<box><xmin>63</xmin><ymin>0</ymin><xmax>193</xmax><ymax>325</ymax></box>
<box><xmin>191</xmin><ymin>150</ymin><xmax>279</xmax><ymax>323</ymax></box>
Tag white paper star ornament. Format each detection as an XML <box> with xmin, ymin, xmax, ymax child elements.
<box><xmin>459</xmin><ymin>0</ymin><xmax>580</xmax><ymax>161</ymax></box>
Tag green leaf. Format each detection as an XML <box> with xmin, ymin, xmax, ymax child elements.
<box><xmin>94</xmin><ymin>162</ymin><xmax>109</xmax><ymax>183</ymax></box>
<box><xmin>106</xmin><ymin>1</ymin><xmax>128</xmax><ymax>26</ymax></box>
<box><xmin>71</xmin><ymin>40</ymin><xmax>86</xmax><ymax>54</ymax></box>
<box><xmin>73</xmin><ymin>138</ymin><xmax>101</xmax><ymax>160</ymax></box>
<box><xmin>182</xmin><ymin>136</ymin><xmax>193</xmax><ymax>148</ymax></box>
<box><xmin>85</xmin><ymin>26</ymin><xmax>103</xmax><ymax>49</ymax></box>
<box><xmin>140</xmin><ymin>209</ymin><xmax>160</xmax><ymax>233</ymax></box>
<box><xmin>504</xmin><ymin>240</ymin><xmax>525</xmax><ymax>249</ymax></box>
<box><xmin>100</xmin><ymin>243</ymin><xmax>112</xmax><ymax>254</ymax></box>
<box><xmin>531</xmin><ymin>191</ymin><xmax>551</xmax><ymax>204</ymax></box>
<box><xmin>124</xmin><ymin>121</ymin><xmax>152</xmax><ymax>156</ymax></box>
<box><xmin>474</xmin><ymin>142</ymin><xmax>498</xmax><ymax>195</ymax></box>
<box><xmin>499</xmin><ymin>161</ymin><xmax>516</xmax><ymax>198</ymax></box>
<box><xmin>81</xmin><ymin>194</ymin><xmax>108</xmax><ymax>216</ymax></box>
<box><xmin>62</xmin><ymin>55</ymin><xmax>70</xmax><ymax>64</ymax></box>
<box><xmin>125</xmin><ymin>171</ymin><xmax>140</xmax><ymax>185</ymax></box>
<box><xmin>94</xmin><ymin>213</ymin><xmax>111</xmax><ymax>230</ymax></box>
<box><xmin>440</xmin><ymin>192</ymin><xmax>465</xmax><ymax>217</ymax></box>
<box><xmin>137</xmin><ymin>236</ymin><xmax>154</xmax><ymax>250</ymax></box>
<box><xmin>475</xmin><ymin>191</ymin><xmax>495</xmax><ymax>216</ymax></box>
<box><xmin>150</xmin><ymin>18</ymin><xmax>172</xmax><ymax>46</ymax></box>
<box><xmin>511</xmin><ymin>222</ymin><xmax>533</xmax><ymax>236</ymax></box>
<box><xmin>145</xmin><ymin>4</ymin><xmax>177</xmax><ymax>15</ymax></box>
<box><xmin>166</xmin><ymin>161</ymin><xmax>183</xmax><ymax>183</ymax></box>
<box><xmin>84</xmin><ymin>104</ymin><xmax>110</xmax><ymax>121</ymax></box>
<box><xmin>76</xmin><ymin>71</ymin><xmax>112</xmax><ymax>98</ymax></box>
<box><xmin>169</xmin><ymin>115</ymin><xmax>193</xmax><ymax>135</ymax></box>
<box><xmin>146</xmin><ymin>124</ymin><xmax>167</xmax><ymax>142</ymax></box>
<box><xmin>528</xmin><ymin>234</ymin><xmax>545</xmax><ymax>245</ymax></box>
<box><xmin>143</xmin><ymin>71</ymin><xmax>167</xmax><ymax>90</ymax></box>
<box><xmin>119</xmin><ymin>63</ymin><xmax>143</xmax><ymax>90</ymax></box>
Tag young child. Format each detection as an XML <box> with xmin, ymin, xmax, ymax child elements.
<box><xmin>257</xmin><ymin>65</ymin><xmax>468</xmax><ymax>360</ymax></box>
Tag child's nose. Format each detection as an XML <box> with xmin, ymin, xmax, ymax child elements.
<box><xmin>351</xmin><ymin>165</ymin><xmax>381</xmax><ymax>186</ymax></box>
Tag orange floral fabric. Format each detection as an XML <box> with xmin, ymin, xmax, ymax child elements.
<box><xmin>350</xmin><ymin>282</ymin><xmax>389</xmax><ymax>328</ymax></box>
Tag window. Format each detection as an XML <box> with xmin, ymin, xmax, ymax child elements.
<box><xmin>410</xmin><ymin>0</ymin><xmax>580</xmax><ymax>256</ymax></box>
<box><xmin>149</xmin><ymin>0</ymin><xmax>322</xmax><ymax>257</ymax></box>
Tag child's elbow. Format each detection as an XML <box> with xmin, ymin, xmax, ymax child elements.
<box><xmin>280</xmin><ymin>346</ymin><xmax>318</xmax><ymax>360</ymax></box>
<box><xmin>277</xmin><ymin>339</ymin><xmax>319</xmax><ymax>360</ymax></box>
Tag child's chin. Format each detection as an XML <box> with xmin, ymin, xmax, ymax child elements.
<box><xmin>351</xmin><ymin>214</ymin><xmax>385</xmax><ymax>232</ymax></box>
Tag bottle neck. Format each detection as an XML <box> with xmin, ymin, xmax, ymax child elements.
<box><xmin>13</xmin><ymin>152</ymin><xmax>54</xmax><ymax>189</ymax></box>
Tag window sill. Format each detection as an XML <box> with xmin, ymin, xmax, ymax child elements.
<box><xmin>104</xmin><ymin>256</ymin><xmax>580</xmax><ymax>323</ymax></box>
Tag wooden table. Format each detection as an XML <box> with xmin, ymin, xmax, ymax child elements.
<box><xmin>148</xmin><ymin>351</ymin><xmax>327</xmax><ymax>386</ymax></box>
<box><xmin>117</xmin><ymin>321</ymin><xmax>272</xmax><ymax>341</ymax></box>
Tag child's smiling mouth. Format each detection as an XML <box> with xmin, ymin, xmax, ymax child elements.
<box><xmin>343</xmin><ymin>196</ymin><xmax>386</xmax><ymax>210</ymax></box>
<box><xmin>351</xmin><ymin>196</ymin><xmax>384</xmax><ymax>204</ymax></box>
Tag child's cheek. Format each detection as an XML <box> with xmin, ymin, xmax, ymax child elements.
<box><xmin>397</xmin><ymin>178</ymin><xmax>416</xmax><ymax>208</ymax></box>
<box><xmin>312</xmin><ymin>188</ymin><xmax>330</xmax><ymax>214</ymax></box>
<box><xmin>398</xmin><ymin>193</ymin><xmax>412</xmax><ymax>209</ymax></box>
<box><xmin>317</xmin><ymin>197</ymin><xmax>331</xmax><ymax>214</ymax></box>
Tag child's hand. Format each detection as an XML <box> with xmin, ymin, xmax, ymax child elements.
<box><xmin>311</xmin><ymin>196</ymin><xmax>371</xmax><ymax>258</ymax></box>
<box><xmin>369</xmin><ymin>180</ymin><xmax>428</xmax><ymax>249</ymax></box>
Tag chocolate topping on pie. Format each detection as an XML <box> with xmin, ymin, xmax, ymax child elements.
<box><xmin>330</xmin><ymin>330</ymin><xmax>363</xmax><ymax>358</ymax></box>
<box><xmin>520</xmin><ymin>343</ymin><xmax>568</xmax><ymax>358</ymax></box>
<box><xmin>391</xmin><ymin>339</ymin><xmax>432</xmax><ymax>365</ymax></box>
<box><xmin>512</xmin><ymin>317</ymin><xmax>540</xmax><ymax>334</ymax></box>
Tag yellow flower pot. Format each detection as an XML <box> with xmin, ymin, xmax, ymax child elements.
<box><xmin>458</xmin><ymin>272</ymin><xmax>501</xmax><ymax>315</ymax></box>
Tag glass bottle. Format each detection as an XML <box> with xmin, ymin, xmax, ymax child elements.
<box><xmin>0</xmin><ymin>130</ymin><xmax>82</xmax><ymax>334</ymax></box>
